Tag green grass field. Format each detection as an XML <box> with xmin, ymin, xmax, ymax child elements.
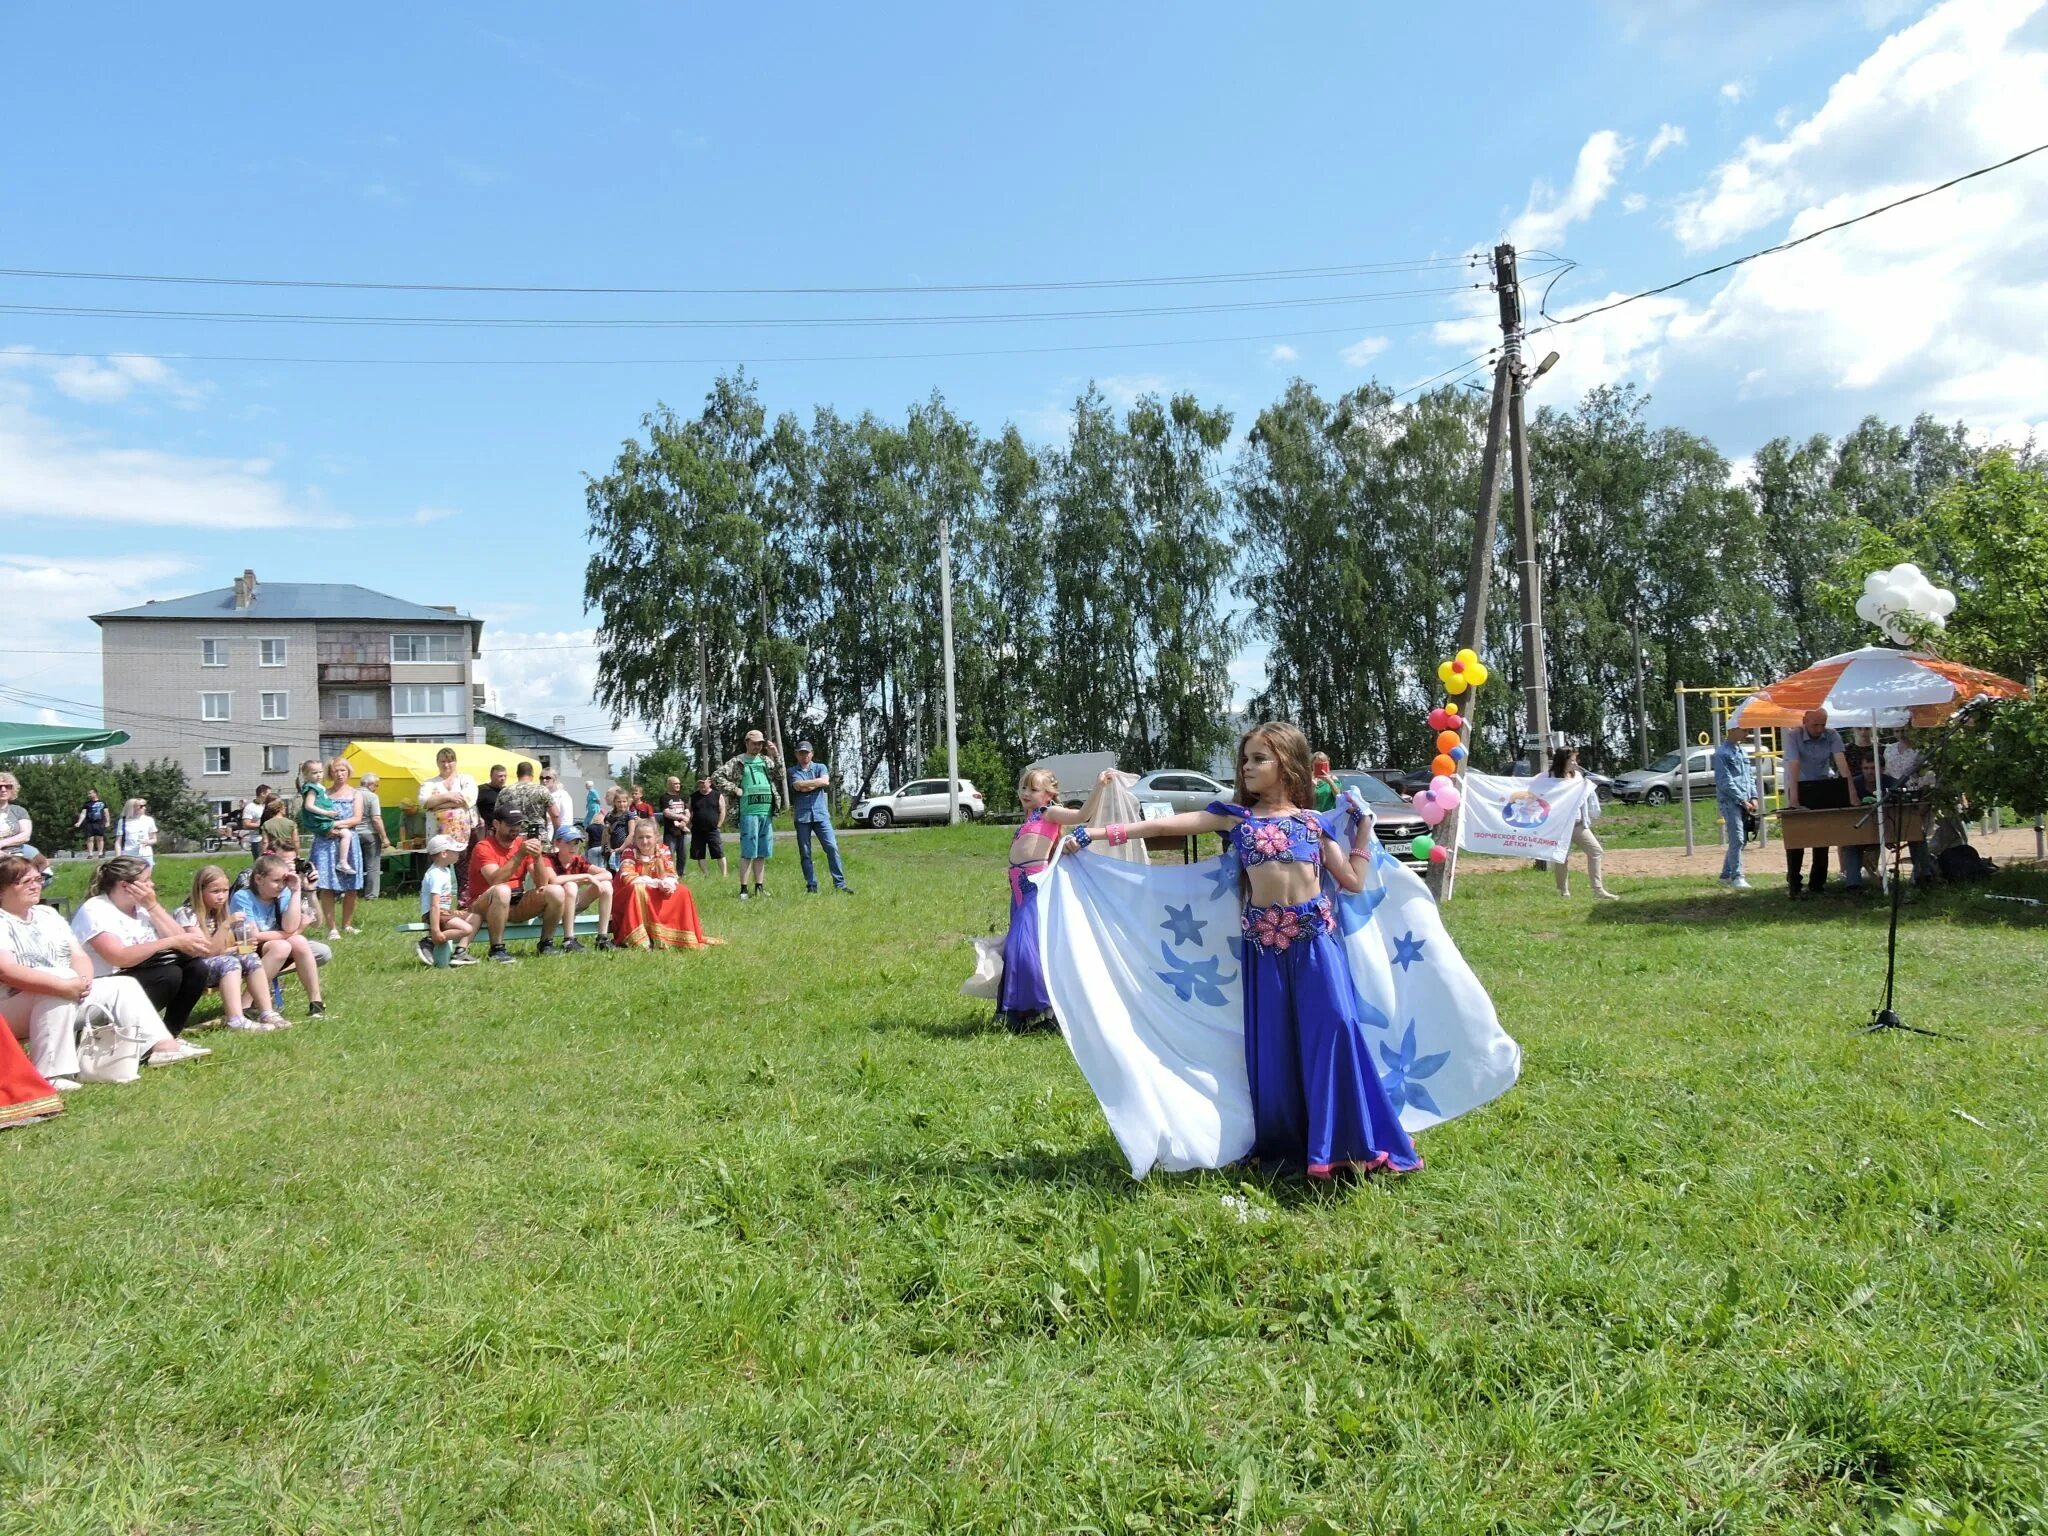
<box><xmin>4</xmin><ymin>831</ymin><xmax>2045</xmax><ymax>1534</ymax></box>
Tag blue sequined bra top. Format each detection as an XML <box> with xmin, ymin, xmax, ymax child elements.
<box><xmin>1207</xmin><ymin>800</ymin><xmax>1333</xmax><ymax>868</ymax></box>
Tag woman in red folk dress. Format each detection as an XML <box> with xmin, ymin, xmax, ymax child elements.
<box><xmin>614</xmin><ymin>818</ymin><xmax>720</xmax><ymax>950</ymax></box>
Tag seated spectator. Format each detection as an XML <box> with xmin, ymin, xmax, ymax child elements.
<box><xmin>0</xmin><ymin>772</ymin><xmax>46</xmax><ymax>871</ymax></box>
<box><xmin>1</xmin><ymin>855</ymin><xmax>189</xmax><ymax>1086</ymax></box>
<box><xmin>615</xmin><ymin>816</ymin><xmax>716</xmax><ymax>950</ymax></box>
<box><xmin>414</xmin><ymin>834</ymin><xmax>481</xmax><ymax>966</ymax></box>
<box><xmin>545</xmin><ymin>825</ymin><xmax>616</xmax><ymax>951</ymax></box>
<box><xmin>170</xmin><ymin>864</ymin><xmax>280</xmax><ymax>1031</ymax></box>
<box><xmin>465</xmin><ymin>805</ymin><xmax>573</xmax><ymax>963</ymax></box>
<box><xmin>229</xmin><ymin>855</ymin><xmax>328</xmax><ymax>1022</ymax></box>
<box><xmin>71</xmin><ymin>857</ymin><xmax>219</xmax><ymax>1049</ymax></box>
<box><xmin>116</xmin><ymin>797</ymin><xmax>158</xmax><ymax>866</ymax></box>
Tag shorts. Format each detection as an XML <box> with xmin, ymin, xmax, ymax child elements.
<box><xmin>739</xmin><ymin>813</ymin><xmax>774</xmax><ymax>861</ymax></box>
<box><xmin>689</xmin><ymin>827</ymin><xmax>725</xmax><ymax>860</ymax></box>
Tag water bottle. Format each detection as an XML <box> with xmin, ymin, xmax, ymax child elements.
<box><xmin>232</xmin><ymin>916</ymin><xmax>254</xmax><ymax>957</ymax></box>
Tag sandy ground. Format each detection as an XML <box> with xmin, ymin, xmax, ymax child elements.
<box><xmin>1454</xmin><ymin>821</ymin><xmax>2047</xmax><ymax>878</ymax></box>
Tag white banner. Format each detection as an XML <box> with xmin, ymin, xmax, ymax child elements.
<box><xmin>1456</xmin><ymin>772</ymin><xmax>1593</xmax><ymax>862</ymax></box>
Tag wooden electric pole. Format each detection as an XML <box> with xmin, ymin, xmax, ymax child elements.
<box><xmin>1498</xmin><ymin>246</ymin><xmax>1551</xmax><ymax>769</ymax></box>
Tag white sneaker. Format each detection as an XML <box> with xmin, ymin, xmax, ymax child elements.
<box><xmin>176</xmin><ymin>1041</ymin><xmax>214</xmax><ymax>1057</ymax></box>
<box><xmin>1730</xmin><ymin>877</ymin><xmax>1752</xmax><ymax>890</ymax></box>
<box><xmin>327</xmin><ymin>929</ymin><xmax>343</xmax><ymax>942</ymax></box>
<box><xmin>1594</xmin><ymin>889</ymin><xmax>1620</xmax><ymax>901</ymax></box>
<box><xmin>52</xmin><ymin>1077</ymin><xmax>83</xmax><ymax>1092</ymax></box>
<box><xmin>343</xmin><ymin>925</ymin><xmax>363</xmax><ymax>935</ymax></box>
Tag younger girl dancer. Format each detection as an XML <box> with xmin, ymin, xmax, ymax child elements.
<box><xmin>172</xmin><ymin>865</ymin><xmax>283</xmax><ymax>1031</ymax></box>
<box><xmin>999</xmin><ymin>768</ymin><xmax>1099</xmax><ymax>1031</ymax></box>
<box><xmin>1070</xmin><ymin>722</ymin><xmax>1420</xmax><ymax>1177</ymax></box>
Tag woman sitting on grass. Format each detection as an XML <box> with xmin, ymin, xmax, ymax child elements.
<box><xmin>614</xmin><ymin>817</ymin><xmax>717</xmax><ymax>950</ymax></box>
<box><xmin>71</xmin><ymin>857</ymin><xmax>217</xmax><ymax>1052</ymax></box>
<box><xmin>170</xmin><ymin>864</ymin><xmax>284</xmax><ymax>1031</ymax></box>
<box><xmin>0</xmin><ymin>855</ymin><xmax>189</xmax><ymax>1087</ymax></box>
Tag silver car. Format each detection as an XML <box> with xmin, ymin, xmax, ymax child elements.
<box><xmin>1613</xmin><ymin>746</ymin><xmax>1774</xmax><ymax>805</ymax></box>
<box><xmin>1130</xmin><ymin>769</ymin><xmax>1231</xmax><ymax>815</ymax></box>
<box><xmin>851</xmin><ymin>778</ymin><xmax>986</xmax><ymax>828</ymax></box>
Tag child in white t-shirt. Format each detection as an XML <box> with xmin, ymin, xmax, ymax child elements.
<box><xmin>415</xmin><ymin>834</ymin><xmax>480</xmax><ymax>966</ymax></box>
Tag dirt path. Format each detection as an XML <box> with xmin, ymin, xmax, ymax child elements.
<box><xmin>1454</xmin><ymin>822</ymin><xmax>2046</xmax><ymax>878</ymax></box>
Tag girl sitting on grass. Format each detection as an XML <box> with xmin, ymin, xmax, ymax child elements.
<box><xmin>171</xmin><ymin>865</ymin><xmax>283</xmax><ymax>1031</ymax></box>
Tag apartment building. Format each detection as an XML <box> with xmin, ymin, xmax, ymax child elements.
<box><xmin>93</xmin><ymin>570</ymin><xmax>482</xmax><ymax>822</ymax></box>
<box><xmin>472</xmin><ymin>708</ymin><xmax>614</xmax><ymax>810</ymax></box>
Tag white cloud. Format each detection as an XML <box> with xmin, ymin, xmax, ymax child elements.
<box><xmin>1645</xmin><ymin>124</ymin><xmax>1688</xmax><ymax>163</ymax></box>
<box><xmin>0</xmin><ymin>551</ymin><xmax>198</xmax><ymax>716</ymax></box>
<box><xmin>0</xmin><ymin>401</ymin><xmax>316</xmax><ymax>529</ymax></box>
<box><xmin>1268</xmin><ymin>343</ymin><xmax>1299</xmax><ymax>364</ymax></box>
<box><xmin>1482</xmin><ymin>0</ymin><xmax>2048</xmax><ymax>446</ymax></box>
<box><xmin>1510</xmin><ymin>129</ymin><xmax>1632</xmax><ymax>248</ymax></box>
<box><xmin>1720</xmin><ymin>79</ymin><xmax>1750</xmax><ymax>102</ymax></box>
<box><xmin>476</xmin><ymin>629</ymin><xmax>649</xmax><ymax>764</ymax></box>
<box><xmin>1676</xmin><ymin>0</ymin><xmax>2043</xmax><ymax>251</ymax></box>
<box><xmin>1340</xmin><ymin>335</ymin><xmax>1390</xmax><ymax>368</ymax></box>
<box><xmin>412</xmin><ymin>505</ymin><xmax>461</xmax><ymax>525</ymax></box>
<box><xmin>0</xmin><ymin>346</ymin><xmax>206</xmax><ymax>407</ymax></box>
<box><xmin>1622</xmin><ymin>193</ymin><xmax>1649</xmax><ymax>213</ymax></box>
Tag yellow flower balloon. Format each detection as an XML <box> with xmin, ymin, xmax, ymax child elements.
<box><xmin>1445</xmin><ymin>676</ymin><xmax>1468</xmax><ymax>696</ymax></box>
<box><xmin>1456</xmin><ymin>647</ymin><xmax>1478</xmax><ymax>667</ymax></box>
<box><xmin>1436</xmin><ymin>661</ymin><xmax>1456</xmax><ymax>683</ymax></box>
<box><xmin>1445</xmin><ymin>702</ymin><xmax>1460</xmax><ymax>716</ymax></box>
<box><xmin>1468</xmin><ymin>662</ymin><xmax>1490</xmax><ymax>687</ymax></box>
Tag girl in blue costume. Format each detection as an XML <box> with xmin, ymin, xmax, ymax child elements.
<box><xmin>998</xmin><ymin>767</ymin><xmax>1097</xmax><ymax>1032</ymax></box>
<box><xmin>1068</xmin><ymin>722</ymin><xmax>1419</xmax><ymax>1178</ymax></box>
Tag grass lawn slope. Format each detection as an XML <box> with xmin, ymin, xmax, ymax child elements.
<box><xmin>3</xmin><ymin>829</ymin><xmax>2044</xmax><ymax>1533</ymax></box>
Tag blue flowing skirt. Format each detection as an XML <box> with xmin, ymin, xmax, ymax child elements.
<box><xmin>310</xmin><ymin>832</ymin><xmax>362</xmax><ymax>893</ymax></box>
<box><xmin>1243</xmin><ymin>899</ymin><xmax>1421</xmax><ymax>1177</ymax></box>
<box><xmin>998</xmin><ymin>870</ymin><xmax>1052</xmax><ymax>1019</ymax></box>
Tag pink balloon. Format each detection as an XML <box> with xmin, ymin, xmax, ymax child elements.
<box><xmin>1430</xmin><ymin>775</ymin><xmax>1458</xmax><ymax>799</ymax></box>
<box><xmin>1409</xmin><ymin>791</ymin><xmax>1430</xmax><ymax>811</ymax></box>
<box><xmin>1420</xmin><ymin>801</ymin><xmax>1448</xmax><ymax>828</ymax></box>
<box><xmin>1436</xmin><ymin>785</ymin><xmax>1462</xmax><ymax>812</ymax></box>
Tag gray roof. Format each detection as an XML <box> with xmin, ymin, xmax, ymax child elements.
<box><xmin>473</xmin><ymin>708</ymin><xmax>605</xmax><ymax>750</ymax></box>
<box><xmin>93</xmin><ymin>582</ymin><xmax>476</xmax><ymax>626</ymax></box>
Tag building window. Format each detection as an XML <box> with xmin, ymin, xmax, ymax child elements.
<box><xmin>210</xmin><ymin>799</ymin><xmax>238</xmax><ymax>827</ymax></box>
<box><xmin>391</xmin><ymin>633</ymin><xmax>456</xmax><ymax>664</ymax></box>
<box><xmin>201</xmin><ymin>692</ymin><xmax>231</xmax><ymax>722</ymax></box>
<box><xmin>263</xmin><ymin>745</ymin><xmax>290</xmax><ymax>774</ymax></box>
<box><xmin>200</xmin><ymin>639</ymin><xmax>227</xmax><ymax>667</ymax></box>
<box><xmin>205</xmin><ymin>746</ymin><xmax>232</xmax><ymax>776</ymax></box>
<box><xmin>331</xmin><ymin>690</ymin><xmax>380</xmax><ymax>720</ymax></box>
<box><xmin>259</xmin><ymin>638</ymin><xmax>288</xmax><ymax>667</ymax></box>
<box><xmin>393</xmin><ymin>684</ymin><xmax>459</xmax><ymax>716</ymax></box>
<box><xmin>261</xmin><ymin>691</ymin><xmax>289</xmax><ymax>721</ymax></box>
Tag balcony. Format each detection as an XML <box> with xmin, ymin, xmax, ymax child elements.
<box><xmin>320</xmin><ymin>661</ymin><xmax>391</xmax><ymax>685</ymax></box>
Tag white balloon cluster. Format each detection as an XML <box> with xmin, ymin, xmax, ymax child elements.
<box><xmin>1855</xmin><ymin>562</ymin><xmax>1956</xmax><ymax>646</ymax></box>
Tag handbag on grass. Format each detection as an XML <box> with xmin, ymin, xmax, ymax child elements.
<box><xmin>74</xmin><ymin>1000</ymin><xmax>153</xmax><ymax>1085</ymax></box>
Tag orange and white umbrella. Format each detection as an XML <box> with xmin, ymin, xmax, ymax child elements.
<box><xmin>1732</xmin><ymin>645</ymin><xmax>2028</xmax><ymax>729</ymax></box>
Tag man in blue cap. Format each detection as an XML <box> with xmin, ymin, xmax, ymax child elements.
<box><xmin>789</xmin><ymin>740</ymin><xmax>851</xmax><ymax>894</ymax></box>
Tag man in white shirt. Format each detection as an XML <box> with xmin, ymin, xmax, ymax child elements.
<box><xmin>543</xmin><ymin>769</ymin><xmax>576</xmax><ymax>839</ymax></box>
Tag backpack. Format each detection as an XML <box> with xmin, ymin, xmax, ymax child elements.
<box><xmin>1937</xmin><ymin>844</ymin><xmax>1995</xmax><ymax>884</ymax></box>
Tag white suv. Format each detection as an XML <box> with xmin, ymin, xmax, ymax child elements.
<box><xmin>852</xmin><ymin>778</ymin><xmax>985</xmax><ymax>828</ymax></box>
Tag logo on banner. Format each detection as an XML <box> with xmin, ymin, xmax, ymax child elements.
<box><xmin>1502</xmin><ymin>792</ymin><xmax>1552</xmax><ymax>831</ymax></box>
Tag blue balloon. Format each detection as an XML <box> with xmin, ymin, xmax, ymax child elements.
<box><xmin>1449</xmin><ymin>745</ymin><xmax>1469</xmax><ymax>763</ymax></box>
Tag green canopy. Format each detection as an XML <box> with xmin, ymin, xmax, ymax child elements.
<box><xmin>0</xmin><ymin>720</ymin><xmax>131</xmax><ymax>757</ymax></box>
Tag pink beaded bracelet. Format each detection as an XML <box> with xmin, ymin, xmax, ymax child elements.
<box><xmin>1105</xmin><ymin>823</ymin><xmax>1129</xmax><ymax>847</ymax></box>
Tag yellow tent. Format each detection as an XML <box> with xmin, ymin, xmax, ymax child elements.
<box><xmin>341</xmin><ymin>741</ymin><xmax>540</xmax><ymax>843</ymax></box>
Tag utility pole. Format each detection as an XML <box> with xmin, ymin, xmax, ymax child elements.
<box><xmin>1630</xmin><ymin>604</ymin><xmax>1650</xmax><ymax>768</ymax></box>
<box><xmin>1453</xmin><ymin>355</ymin><xmax>1512</xmax><ymax>653</ymax></box>
<box><xmin>1498</xmin><ymin>243</ymin><xmax>1552</xmax><ymax>769</ymax></box>
<box><xmin>937</xmin><ymin>508</ymin><xmax>962</xmax><ymax>826</ymax></box>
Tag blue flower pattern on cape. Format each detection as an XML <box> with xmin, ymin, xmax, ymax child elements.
<box><xmin>1155</xmin><ymin>943</ymin><xmax>1235</xmax><ymax>1006</ymax></box>
<box><xmin>1160</xmin><ymin>902</ymin><xmax>1207</xmax><ymax>948</ymax></box>
<box><xmin>1202</xmin><ymin>851</ymin><xmax>1239</xmax><ymax>900</ymax></box>
<box><xmin>1378</xmin><ymin>1020</ymin><xmax>1450</xmax><ymax>1117</ymax></box>
<box><xmin>1391</xmin><ymin>931</ymin><xmax>1427</xmax><ymax>971</ymax></box>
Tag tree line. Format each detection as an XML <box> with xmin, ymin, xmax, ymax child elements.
<box><xmin>584</xmin><ymin>368</ymin><xmax>2037</xmax><ymax>810</ymax></box>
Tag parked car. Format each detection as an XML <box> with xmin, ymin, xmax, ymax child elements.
<box><xmin>1024</xmin><ymin>752</ymin><xmax>1120</xmax><ymax>808</ymax></box>
<box><xmin>1130</xmin><ymin>769</ymin><xmax>1232</xmax><ymax>815</ymax></box>
<box><xmin>1334</xmin><ymin>771</ymin><xmax>1431</xmax><ymax>866</ymax></box>
<box><xmin>851</xmin><ymin>778</ymin><xmax>986</xmax><ymax>827</ymax></box>
<box><xmin>1612</xmin><ymin>746</ymin><xmax>1774</xmax><ymax>805</ymax></box>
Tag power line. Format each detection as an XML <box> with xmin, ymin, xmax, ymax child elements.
<box><xmin>1535</xmin><ymin>141</ymin><xmax>2048</xmax><ymax>333</ymax></box>
<box><xmin>0</xmin><ymin>256</ymin><xmax>1480</xmax><ymax>298</ymax></box>
<box><xmin>10</xmin><ymin>313</ymin><xmax>1474</xmax><ymax>369</ymax></box>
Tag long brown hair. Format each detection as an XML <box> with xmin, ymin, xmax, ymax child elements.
<box><xmin>1237</xmin><ymin>721</ymin><xmax>1316</xmax><ymax>812</ymax></box>
<box><xmin>185</xmin><ymin>864</ymin><xmax>232</xmax><ymax>936</ymax></box>
<box><xmin>88</xmin><ymin>856</ymin><xmax>151</xmax><ymax>901</ymax></box>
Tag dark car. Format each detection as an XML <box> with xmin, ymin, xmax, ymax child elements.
<box><xmin>1335</xmin><ymin>771</ymin><xmax>1431</xmax><ymax>866</ymax></box>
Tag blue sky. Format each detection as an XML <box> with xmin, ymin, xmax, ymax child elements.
<box><xmin>5</xmin><ymin>0</ymin><xmax>2043</xmax><ymax>757</ymax></box>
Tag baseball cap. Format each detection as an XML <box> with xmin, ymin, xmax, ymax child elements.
<box><xmin>795</xmin><ymin>739</ymin><xmax>813</xmax><ymax>752</ymax></box>
<box><xmin>555</xmin><ymin>823</ymin><xmax>586</xmax><ymax>842</ymax></box>
<box><xmin>426</xmin><ymin>834</ymin><xmax>463</xmax><ymax>856</ymax></box>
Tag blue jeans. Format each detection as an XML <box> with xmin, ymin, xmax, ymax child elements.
<box><xmin>794</xmin><ymin>816</ymin><xmax>844</xmax><ymax>889</ymax></box>
<box><xmin>1718</xmin><ymin>797</ymin><xmax>1749</xmax><ymax>881</ymax></box>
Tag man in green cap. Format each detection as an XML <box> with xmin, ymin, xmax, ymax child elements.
<box><xmin>714</xmin><ymin>729</ymin><xmax>785</xmax><ymax>901</ymax></box>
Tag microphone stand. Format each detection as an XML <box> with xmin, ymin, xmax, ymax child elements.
<box><xmin>1865</xmin><ymin>793</ymin><xmax>1949</xmax><ymax>1039</ymax></box>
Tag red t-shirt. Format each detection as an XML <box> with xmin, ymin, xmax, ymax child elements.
<box><xmin>466</xmin><ymin>834</ymin><xmax>534</xmax><ymax>905</ymax></box>
<box><xmin>549</xmin><ymin>851</ymin><xmax>592</xmax><ymax>878</ymax></box>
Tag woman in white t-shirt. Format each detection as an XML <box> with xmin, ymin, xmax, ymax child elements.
<box><xmin>1538</xmin><ymin>745</ymin><xmax>1617</xmax><ymax>901</ymax></box>
<box><xmin>117</xmin><ymin>798</ymin><xmax>159</xmax><ymax>866</ymax></box>
<box><xmin>70</xmin><ymin>857</ymin><xmax>217</xmax><ymax>1046</ymax></box>
<box><xmin>0</xmin><ymin>855</ymin><xmax>185</xmax><ymax>1085</ymax></box>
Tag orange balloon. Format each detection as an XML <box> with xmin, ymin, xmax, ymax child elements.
<box><xmin>1435</xmin><ymin>729</ymin><xmax>1461</xmax><ymax>753</ymax></box>
<box><xmin>1431</xmin><ymin>753</ymin><xmax>1458</xmax><ymax>778</ymax></box>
